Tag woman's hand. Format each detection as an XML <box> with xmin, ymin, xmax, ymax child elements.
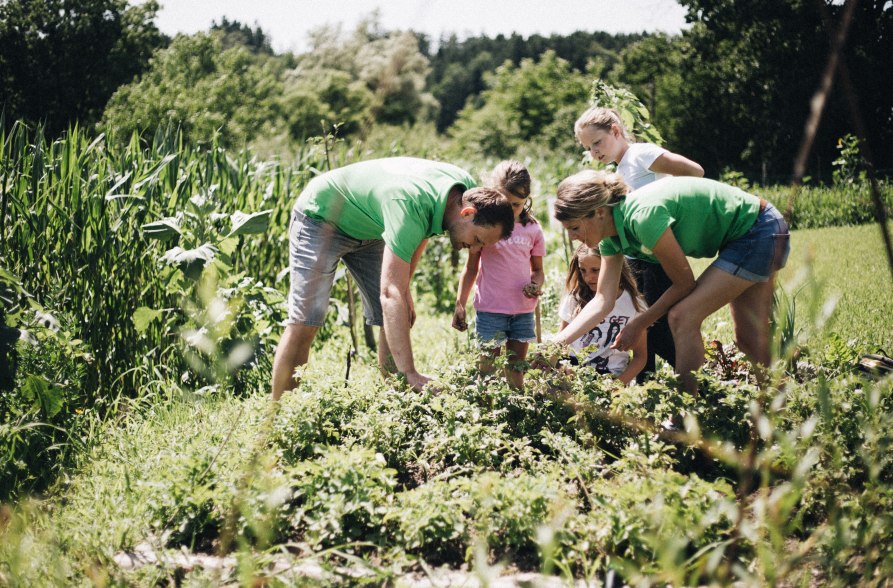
<box><xmin>611</xmin><ymin>316</ymin><xmax>645</xmax><ymax>352</ymax></box>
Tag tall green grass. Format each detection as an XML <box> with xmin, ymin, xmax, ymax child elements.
<box><xmin>1</xmin><ymin>122</ymin><xmax>307</xmax><ymax>393</ymax></box>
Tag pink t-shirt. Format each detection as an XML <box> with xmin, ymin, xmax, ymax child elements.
<box><xmin>473</xmin><ymin>220</ymin><xmax>546</xmax><ymax>314</ymax></box>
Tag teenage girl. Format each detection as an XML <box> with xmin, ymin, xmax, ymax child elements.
<box><xmin>552</xmin><ymin>171</ymin><xmax>790</xmax><ymax>393</ymax></box>
<box><xmin>560</xmin><ymin>244</ymin><xmax>646</xmax><ymax>385</ymax></box>
<box><xmin>453</xmin><ymin>161</ymin><xmax>546</xmax><ymax>388</ymax></box>
<box><xmin>574</xmin><ymin>106</ymin><xmax>703</xmax><ymax>378</ymax></box>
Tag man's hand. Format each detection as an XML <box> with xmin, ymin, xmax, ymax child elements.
<box><xmin>406</xmin><ymin>371</ymin><xmax>433</xmax><ymax>391</ymax></box>
<box><xmin>452</xmin><ymin>304</ymin><xmax>468</xmax><ymax>331</ymax></box>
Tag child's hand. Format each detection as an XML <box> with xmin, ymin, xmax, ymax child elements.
<box><xmin>452</xmin><ymin>304</ymin><xmax>468</xmax><ymax>332</ymax></box>
<box><xmin>528</xmin><ymin>350</ymin><xmax>554</xmax><ymax>370</ymax></box>
<box><xmin>523</xmin><ymin>282</ymin><xmax>542</xmax><ymax>298</ymax></box>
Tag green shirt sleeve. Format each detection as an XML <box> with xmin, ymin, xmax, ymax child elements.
<box><xmin>599</xmin><ymin>238</ymin><xmax>621</xmax><ymax>256</ymax></box>
<box><xmin>629</xmin><ymin>205</ymin><xmax>674</xmax><ymax>251</ymax></box>
<box><xmin>381</xmin><ymin>197</ymin><xmax>428</xmax><ymax>263</ymax></box>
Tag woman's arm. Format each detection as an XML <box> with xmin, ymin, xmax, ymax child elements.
<box><xmin>650</xmin><ymin>152</ymin><xmax>704</xmax><ymax>177</ymax></box>
<box><xmin>452</xmin><ymin>249</ymin><xmax>481</xmax><ymax>331</ymax></box>
<box><xmin>554</xmin><ymin>254</ymin><xmax>623</xmax><ymax>346</ymax></box>
<box><xmin>611</xmin><ymin>228</ymin><xmax>695</xmax><ymax>351</ymax></box>
<box><xmin>616</xmin><ymin>330</ymin><xmax>647</xmax><ymax>385</ymax></box>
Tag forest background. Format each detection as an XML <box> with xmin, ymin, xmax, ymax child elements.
<box><xmin>2</xmin><ymin>0</ymin><xmax>891</xmax><ymax>182</ymax></box>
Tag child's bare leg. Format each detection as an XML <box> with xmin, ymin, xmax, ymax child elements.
<box><xmin>668</xmin><ymin>267</ymin><xmax>755</xmax><ymax>393</ymax></box>
<box><xmin>504</xmin><ymin>340</ymin><xmax>529</xmax><ymax>389</ymax></box>
<box><xmin>479</xmin><ymin>346</ymin><xmax>501</xmax><ymax>376</ymax></box>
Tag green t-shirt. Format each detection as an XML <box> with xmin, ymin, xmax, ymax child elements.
<box><xmin>295</xmin><ymin>157</ymin><xmax>477</xmax><ymax>263</ymax></box>
<box><xmin>599</xmin><ymin>177</ymin><xmax>761</xmax><ymax>262</ymax></box>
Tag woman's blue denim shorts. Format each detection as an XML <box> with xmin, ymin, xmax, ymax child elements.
<box><xmin>712</xmin><ymin>201</ymin><xmax>790</xmax><ymax>282</ymax></box>
<box><xmin>474</xmin><ymin>311</ymin><xmax>537</xmax><ymax>346</ymax></box>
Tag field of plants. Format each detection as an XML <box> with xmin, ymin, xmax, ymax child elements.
<box><xmin>2</xmin><ymin>120</ymin><xmax>893</xmax><ymax>587</ymax></box>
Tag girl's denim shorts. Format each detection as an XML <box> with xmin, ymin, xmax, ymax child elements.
<box><xmin>711</xmin><ymin>202</ymin><xmax>790</xmax><ymax>282</ymax></box>
<box><xmin>475</xmin><ymin>311</ymin><xmax>537</xmax><ymax>346</ymax></box>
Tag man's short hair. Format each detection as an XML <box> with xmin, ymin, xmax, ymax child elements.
<box><xmin>462</xmin><ymin>187</ymin><xmax>515</xmax><ymax>239</ymax></box>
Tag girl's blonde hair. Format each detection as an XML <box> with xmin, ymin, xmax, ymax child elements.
<box><xmin>553</xmin><ymin>170</ymin><xmax>629</xmax><ymax>222</ymax></box>
<box><xmin>565</xmin><ymin>244</ymin><xmax>644</xmax><ymax>312</ymax></box>
<box><xmin>573</xmin><ymin>107</ymin><xmax>633</xmax><ymax>142</ymax></box>
<box><xmin>488</xmin><ymin>160</ymin><xmax>536</xmax><ymax>226</ymax></box>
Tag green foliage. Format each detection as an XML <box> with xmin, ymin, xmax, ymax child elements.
<box><xmin>0</xmin><ymin>267</ymin><xmax>95</xmax><ymax>499</ymax></box>
<box><xmin>608</xmin><ymin>33</ymin><xmax>686</xmax><ymax>146</ymax></box>
<box><xmin>719</xmin><ymin>168</ymin><xmax>752</xmax><ymax>191</ymax></box>
<box><xmin>281</xmin><ymin>69</ymin><xmax>373</xmax><ymax>140</ymax></box>
<box><xmin>587</xmin><ymin>78</ymin><xmax>664</xmax><ymax>146</ymax></box>
<box><xmin>448</xmin><ymin>51</ymin><xmax>590</xmax><ymax>160</ymax></box>
<box><xmin>832</xmin><ymin>133</ymin><xmax>868</xmax><ymax>186</ymax></box>
<box><xmin>0</xmin><ymin>0</ymin><xmax>166</xmax><ymax>136</ymax></box>
<box><xmin>671</xmin><ymin>0</ymin><xmax>893</xmax><ymax>178</ymax></box>
<box><xmin>288</xmin><ymin>445</ymin><xmax>397</xmax><ymax>549</ymax></box>
<box><xmin>101</xmin><ymin>33</ymin><xmax>282</xmax><ymax>148</ymax></box>
<box><xmin>283</xmin><ymin>19</ymin><xmax>435</xmax><ymax>140</ymax></box>
<box><xmin>211</xmin><ymin>17</ymin><xmax>274</xmax><ymax>55</ymax></box>
<box><xmin>428</xmin><ymin>30</ymin><xmax>646</xmax><ymax>132</ymax></box>
<box><xmin>761</xmin><ymin>182</ymin><xmax>892</xmax><ymax>230</ymax></box>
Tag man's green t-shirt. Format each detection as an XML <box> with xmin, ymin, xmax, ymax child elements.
<box><xmin>599</xmin><ymin>177</ymin><xmax>761</xmax><ymax>262</ymax></box>
<box><xmin>295</xmin><ymin>157</ymin><xmax>477</xmax><ymax>263</ymax></box>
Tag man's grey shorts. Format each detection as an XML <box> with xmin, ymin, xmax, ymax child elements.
<box><xmin>287</xmin><ymin>209</ymin><xmax>384</xmax><ymax>327</ymax></box>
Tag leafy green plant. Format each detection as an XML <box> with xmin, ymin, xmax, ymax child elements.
<box><xmin>0</xmin><ymin>267</ymin><xmax>95</xmax><ymax>499</ymax></box>
<box><xmin>719</xmin><ymin>168</ymin><xmax>752</xmax><ymax>191</ymax></box>
<box><xmin>287</xmin><ymin>445</ymin><xmax>397</xmax><ymax>550</ymax></box>
<box><xmin>587</xmin><ymin>78</ymin><xmax>664</xmax><ymax>146</ymax></box>
<box><xmin>832</xmin><ymin>133</ymin><xmax>868</xmax><ymax>186</ymax></box>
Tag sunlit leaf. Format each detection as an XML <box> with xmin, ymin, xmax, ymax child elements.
<box><xmin>132</xmin><ymin>307</ymin><xmax>163</xmax><ymax>333</ymax></box>
<box><xmin>142</xmin><ymin>217</ymin><xmax>182</xmax><ymax>241</ymax></box>
<box><xmin>227</xmin><ymin>209</ymin><xmax>272</xmax><ymax>237</ymax></box>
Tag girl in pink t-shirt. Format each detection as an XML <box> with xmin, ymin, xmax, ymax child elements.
<box><xmin>452</xmin><ymin>161</ymin><xmax>546</xmax><ymax>389</ymax></box>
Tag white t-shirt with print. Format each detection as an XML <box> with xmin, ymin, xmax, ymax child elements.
<box><xmin>617</xmin><ymin>143</ymin><xmax>669</xmax><ymax>190</ymax></box>
<box><xmin>558</xmin><ymin>290</ymin><xmax>642</xmax><ymax>375</ymax></box>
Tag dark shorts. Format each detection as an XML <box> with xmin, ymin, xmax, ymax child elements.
<box><xmin>287</xmin><ymin>209</ymin><xmax>385</xmax><ymax>326</ymax></box>
<box><xmin>712</xmin><ymin>202</ymin><xmax>790</xmax><ymax>282</ymax></box>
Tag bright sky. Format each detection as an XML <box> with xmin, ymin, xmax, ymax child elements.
<box><xmin>141</xmin><ymin>0</ymin><xmax>690</xmax><ymax>54</ymax></box>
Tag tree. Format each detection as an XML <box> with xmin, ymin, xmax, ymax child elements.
<box><xmin>426</xmin><ymin>31</ymin><xmax>645</xmax><ymax>132</ymax></box>
<box><xmin>673</xmin><ymin>0</ymin><xmax>893</xmax><ymax>181</ymax></box>
<box><xmin>211</xmin><ymin>17</ymin><xmax>274</xmax><ymax>55</ymax></box>
<box><xmin>609</xmin><ymin>34</ymin><xmax>687</xmax><ymax>147</ymax></box>
<box><xmin>448</xmin><ymin>51</ymin><xmax>590</xmax><ymax>160</ymax></box>
<box><xmin>101</xmin><ymin>33</ymin><xmax>282</xmax><ymax>148</ymax></box>
<box><xmin>281</xmin><ymin>68</ymin><xmax>373</xmax><ymax>140</ymax></box>
<box><xmin>0</xmin><ymin>0</ymin><xmax>165</xmax><ymax>136</ymax></box>
<box><xmin>284</xmin><ymin>15</ymin><xmax>435</xmax><ymax>138</ymax></box>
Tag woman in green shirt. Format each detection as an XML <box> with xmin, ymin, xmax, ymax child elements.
<box><xmin>551</xmin><ymin>171</ymin><xmax>790</xmax><ymax>393</ymax></box>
